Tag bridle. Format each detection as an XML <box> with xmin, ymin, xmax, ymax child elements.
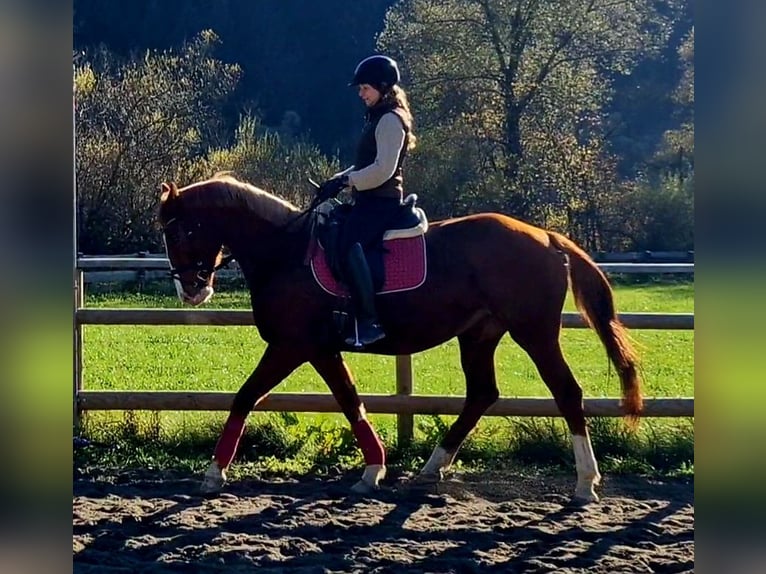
<box><xmin>162</xmin><ymin>217</ymin><xmax>236</xmax><ymax>290</ymax></box>
<box><xmin>162</xmin><ymin>179</ymin><xmax>325</xmax><ymax>290</ymax></box>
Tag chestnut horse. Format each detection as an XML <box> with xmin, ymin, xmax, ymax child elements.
<box><xmin>159</xmin><ymin>174</ymin><xmax>642</xmax><ymax>502</ymax></box>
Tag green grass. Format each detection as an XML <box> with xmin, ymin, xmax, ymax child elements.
<box><xmin>77</xmin><ymin>279</ymin><xmax>694</xmax><ymax>477</ymax></box>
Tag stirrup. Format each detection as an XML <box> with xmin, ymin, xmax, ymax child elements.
<box><xmin>344</xmin><ymin>319</ymin><xmax>385</xmax><ymax>348</ymax></box>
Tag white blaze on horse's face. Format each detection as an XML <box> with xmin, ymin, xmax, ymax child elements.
<box><xmin>184</xmin><ymin>285</ymin><xmax>215</xmax><ymax>306</ymax></box>
<box><xmin>162</xmin><ymin>228</ymin><xmax>216</xmax><ymax>306</ymax></box>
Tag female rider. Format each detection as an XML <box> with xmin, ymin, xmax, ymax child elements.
<box><xmin>319</xmin><ymin>54</ymin><xmax>417</xmax><ymax>348</ymax></box>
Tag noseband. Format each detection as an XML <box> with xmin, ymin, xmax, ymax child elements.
<box><xmin>168</xmin><ymin>256</ymin><xmax>235</xmax><ymax>290</ymax></box>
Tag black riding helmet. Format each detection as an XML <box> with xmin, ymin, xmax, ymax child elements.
<box><xmin>349</xmin><ymin>55</ymin><xmax>400</xmax><ymax>94</ymax></box>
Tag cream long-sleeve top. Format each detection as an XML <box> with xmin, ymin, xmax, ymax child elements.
<box><xmin>334</xmin><ymin>112</ymin><xmax>406</xmax><ymax>191</ymax></box>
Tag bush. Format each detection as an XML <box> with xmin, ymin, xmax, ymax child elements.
<box><xmin>600</xmin><ymin>175</ymin><xmax>694</xmax><ymax>251</ymax></box>
<box><xmin>200</xmin><ymin>113</ymin><xmax>340</xmax><ymax>208</ymax></box>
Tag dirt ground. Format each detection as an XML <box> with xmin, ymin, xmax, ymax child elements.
<box><xmin>73</xmin><ymin>468</ymin><xmax>694</xmax><ymax>573</ymax></box>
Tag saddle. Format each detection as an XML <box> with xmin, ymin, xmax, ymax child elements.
<box><xmin>310</xmin><ymin>194</ymin><xmax>428</xmax><ymax>296</ymax></box>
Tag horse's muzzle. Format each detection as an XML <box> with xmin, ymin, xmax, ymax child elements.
<box><xmin>181</xmin><ymin>285</ymin><xmax>215</xmax><ymax>306</ymax></box>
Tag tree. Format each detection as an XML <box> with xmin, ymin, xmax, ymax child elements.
<box><xmin>75</xmin><ymin>30</ymin><xmax>341</xmax><ymax>254</ymax></box>
<box><xmin>74</xmin><ymin>0</ymin><xmax>397</xmax><ymax>160</ymax></box>
<box><xmin>379</xmin><ymin>0</ymin><xmax>681</xmax><ymax>227</ymax></box>
<box><xmin>653</xmin><ymin>26</ymin><xmax>694</xmax><ymax>184</ymax></box>
<box><xmin>600</xmin><ymin>26</ymin><xmax>693</xmax><ymax>252</ymax></box>
<box><xmin>75</xmin><ymin>31</ymin><xmax>241</xmax><ymax>253</ymax></box>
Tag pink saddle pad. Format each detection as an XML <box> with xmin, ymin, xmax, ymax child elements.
<box><xmin>310</xmin><ymin>235</ymin><xmax>427</xmax><ymax>296</ymax></box>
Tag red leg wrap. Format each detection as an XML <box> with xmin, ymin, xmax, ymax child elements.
<box><xmin>213</xmin><ymin>414</ymin><xmax>246</xmax><ymax>469</ymax></box>
<box><xmin>352</xmin><ymin>419</ymin><xmax>385</xmax><ymax>466</ymax></box>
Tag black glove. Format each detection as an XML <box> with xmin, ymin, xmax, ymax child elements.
<box><xmin>317</xmin><ymin>175</ymin><xmax>348</xmax><ymax>202</ymax></box>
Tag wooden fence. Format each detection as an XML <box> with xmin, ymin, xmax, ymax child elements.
<box><xmin>74</xmin><ymin>256</ymin><xmax>694</xmax><ymax>444</ymax></box>
<box><xmin>76</xmin><ymin>252</ymin><xmax>694</xmax><ymax>285</ymax></box>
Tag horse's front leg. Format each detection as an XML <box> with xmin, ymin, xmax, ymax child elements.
<box><xmin>201</xmin><ymin>344</ymin><xmax>306</xmax><ymax>493</ymax></box>
<box><xmin>311</xmin><ymin>353</ymin><xmax>386</xmax><ymax>494</ymax></box>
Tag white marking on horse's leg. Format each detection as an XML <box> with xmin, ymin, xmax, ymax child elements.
<box><xmin>350</xmin><ymin>464</ymin><xmax>386</xmax><ymax>494</ymax></box>
<box><xmin>572</xmin><ymin>433</ymin><xmax>601</xmax><ymax>502</ymax></box>
<box><xmin>200</xmin><ymin>460</ymin><xmax>227</xmax><ymax>494</ymax></box>
<box><xmin>419</xmin><ymin>446</ymin><xmax>454</xmax><ymax>480</ymax></box>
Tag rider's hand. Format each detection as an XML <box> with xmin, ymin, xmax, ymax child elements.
<box><xmin>317</xmin><ymin>175</ymin><xmax>349</xmax><ymax>202</ymax></box>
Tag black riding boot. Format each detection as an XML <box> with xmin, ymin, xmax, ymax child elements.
<box><xmin>344</xmin><ymin>243</ymin><xmax>386</xmax><ymax>347</ymax></box>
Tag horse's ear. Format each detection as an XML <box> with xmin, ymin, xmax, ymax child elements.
<box><xmin>160</xmin><ymin>181</ymin><xmax>179</xmax><ymax>202</ymax></box>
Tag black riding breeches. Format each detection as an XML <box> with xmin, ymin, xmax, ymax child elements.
<box><xmin>338</xmin><ymin>195</ymin><xmax>402</xmax><ymax>288</ymax></box>
<box><xmin>338</xmin><ymin>195</ymin><xmax>402</xmax><ymax>256</ymax></box>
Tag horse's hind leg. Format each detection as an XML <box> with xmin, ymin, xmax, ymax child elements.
<box><xmin>419</xmin><ymin>326</ymin><xmax>503</xmax><ymax>481</ymax></box>
<box><xmin>511</xmin><ymin>328</ymin><xmax>601</xmax><ymax>503</ymax></box>
<box><xmin>311</xmin><ymin>352</ymin><xmax>386</xmax><ymax>494</ymax></box>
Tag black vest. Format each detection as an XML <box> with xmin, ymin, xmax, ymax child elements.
<box><xmin>353</xmin><ymin>101</ymin><xmax>410</xmax><ymax>200</ymax></box>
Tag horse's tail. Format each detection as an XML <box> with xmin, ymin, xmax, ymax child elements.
<box><xmin>548</xmin><ymin>232</ymin><xmax>643</xmax><ymax>426</ymax></box>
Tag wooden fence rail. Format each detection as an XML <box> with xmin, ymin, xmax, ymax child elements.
<box><xmin>78</xmin><ymin>391</ymin><xmax>693</xmax><ymax>417</ymax></box>
<box><xmin>75</xmin><ymin>308</ymin><xmax>694</xmax><ymax>330</ymax></box>
<box><xmin>78</xmin><ymin>257</ymin><xmax>694</xmax><ymax>285</ymax></box>
<box><xmin>74</xmin><ymin>258</ymin><xmax>695</xmax><ymax>444</ymax></box>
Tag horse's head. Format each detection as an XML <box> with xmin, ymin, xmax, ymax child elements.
<box><xmin>159</xmin><ymin>181</ymin><xmax>224</xmax><ymax>306</ymax></box>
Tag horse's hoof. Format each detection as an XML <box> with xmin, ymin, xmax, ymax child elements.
<box><xmin>393</xmin><ymin>471</ymin><xmax>441</xmax><ymax>494</ymax></box>
<box><xmin>350</xmin><ymin>479</ymin><xmax>379</xmax><ymax>495</ymax></box>
<box><xmin>200</xmin><ymin>478</ymin><xmax>225</xmax><ymax>494</ymax></box>
<box><xmin>350</xmin><ymin>464</ymin><xmax>385</xmax><ymax>495</ymax></box>
<box><xmin>396</xmin><ymin>474</ymin><xmax>441</xmax><ymax>496</ymax></box>
<box><xmin>414</xmin><ymin>470</ymin><xmax>443</xmax><ymax>484</ymax></box>
<box><xmin>200</xmin><ymin>461</ymin><xmax>226</xmax><ymax>494</ymax></box>
<box><xmin>571</xmin><ymin>491</ymin><xmax>599</xmax><ymax>505</ymax></box>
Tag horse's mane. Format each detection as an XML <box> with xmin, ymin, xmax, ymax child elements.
<box><xmin>180</xmin><ymin>173</ymin><xmax>300</xmax><ymax>225</ymax></box>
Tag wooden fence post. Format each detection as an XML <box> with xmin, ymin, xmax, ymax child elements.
<box><xmin>74</xmin><ymin>269</ymin><xmax>84</xmax><ymax>430</ymax></box>
<box><xmin>396</xmin><ymin>355</ymin><xmax>414</xmax><ymax>446</ymax></box>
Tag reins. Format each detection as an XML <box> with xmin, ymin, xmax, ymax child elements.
<box><xmin>273</xmin><ymin>178</ymin><xmax>324</xmax><ymax>235</ymax></box>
